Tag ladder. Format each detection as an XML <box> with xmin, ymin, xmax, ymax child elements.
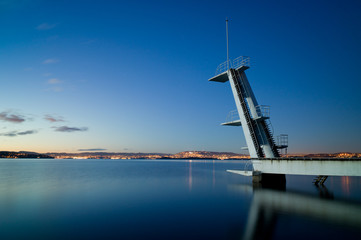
<box><xmin>313</xmin><ymin>175</ymin><xmax>328</xmax><ymax>185</ymax></box>
<box><xmin>230</xmin><ymin>69</ymin><xmax>264</xmax><ymax>158</ymax></box>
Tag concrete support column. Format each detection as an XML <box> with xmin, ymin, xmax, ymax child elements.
<box><xmin>252</xmin><ymin>172</ymin><xmax>286</xmax><ymax>190</ymax></box>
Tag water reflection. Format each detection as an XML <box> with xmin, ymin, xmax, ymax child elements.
<box><xmin>315</xmin><ymin>184</ymin><xmax>334</xmax><ymax>199</ymax></box>
<box><xmin>240</xmin><ymin>182</ymin><xmax>361</xmax><ymax>240</ymax></box>
<box><xmin>341</xmin><ymin>176</ymin><xmax>351</xmax><ymax>196</ymax></box>
<box><xmin>188</xmin><ymin>160</ymin><xmax>192</xmax><ymax>191</ymax></box>
<box><xmin>0</xmin><ymin>159</ymin><xmax>360</xmax><ymax>239</ymax></box>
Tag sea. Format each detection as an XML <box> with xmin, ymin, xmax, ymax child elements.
<box><xmin>0</xmin><ymin>158</ymin><xmax>360</xmax><ymax>240</ymax></box>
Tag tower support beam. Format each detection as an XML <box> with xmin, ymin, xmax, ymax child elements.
<box><xmin>209</xmin><ymin>56</ymin><xmax>280</xmax><ymax>159</ymax></box>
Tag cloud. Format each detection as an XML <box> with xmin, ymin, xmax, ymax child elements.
<box><xmin>44</xmin><ymin>114</ymin><xmax>64</xmax><ymax>123</ymax></box>
<box><xmin>0</xmin><ymin>131</ymin><xmax>17</xmax><ymax>137</ymax></box>
<box><xmin>43</xmin><ymin>58</ymin><xmax>58</xmax><ymax>64</ymax></box>
<box><xmin>17</xmin><ymin>130</ymin><xmax>37</xmax><ymax>135</ymax></box>
<box><xmin>0</xmin><ymin>130</ymin><xmax>37</xmax><ymax>137</ymax></box>
<box><xmin>54</xmin><ymin>126</ymin><xmax>88</xmax><ymax>132</ymax></box>
<box><xmin>46</xmin><ymin>78</ymin><xmax>64</xmax><ymax>92</ymax></box>
<box><xmin>0</xmin><ymin>111</ymin><xmax>25</xmax><ymax>123</ymax></box>
<box><xmin>47</xmin><ymin>78</ymin><xmax>62</xmax><ymax>84</ymax></box>
<box><xmin>78</xmin><ymin>148</ymin><xmax>107</xmax><ymax>151</ymax></box>
<box><xmin>36</xmin><ymin>23</ymin><xmax>56</xmax><ymax>30</ymax></box>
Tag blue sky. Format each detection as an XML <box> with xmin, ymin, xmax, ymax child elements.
<box><xmin>0</xmin><ymin>0</ymin><xmax>360</xmax><ymax>154</ymax></box>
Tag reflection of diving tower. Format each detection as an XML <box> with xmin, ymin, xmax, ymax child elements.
<box><xmin>209</xmin><ymin>56</ymin><xmax>286</xmax><ymax>159</ymax></box>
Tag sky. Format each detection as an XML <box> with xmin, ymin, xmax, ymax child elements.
<box><xmin>0</xmin><ymin>0</ymin><xmax>360</xmax><ymax>154</ymax></box>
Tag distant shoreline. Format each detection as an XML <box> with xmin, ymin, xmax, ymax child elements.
<box><xmin>0</xmin><ymin>151</ymin><xmax>360</xmax><ymax>160</ymax></box>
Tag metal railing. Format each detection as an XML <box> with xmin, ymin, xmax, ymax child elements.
<box><xmin>215</xmin><ymin>60</ymin><xmax>230</xmax><ymax>76</ymax></box>
<box><xmin>215</xmin><ymin>56</ymin><xmax>250</xmax><ymax>76</ymax></box>
<box><xmin>277</xmin><ymin>134</ymin><xmax>288</xmax><ymax>147</ymax></box>
<box><xmin>255</xmin><ymin>105</ymin><xmax>270</xmax><ymax>118</ymax></box>
<box><xmin>232</xmin><ymin>56</ymin><xmax>250</xmax><ymax>70</ymax></box>
<box><xmin>225</xmin><ymin>109</ymin><xmax>240</xmax><ymax>123</ymax></box>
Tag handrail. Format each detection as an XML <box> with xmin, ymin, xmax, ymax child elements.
<box><xmin>215</xmin><ymin>60</ymin><xmax>231</xmax><ymax>76</ymax></box>
<box><xmin>225</xmin><ymin>109</ymin><xmax>239</xmax><ymax>123</ymax></box>
<box><xmin>277</xmin><ymin>134</ymin><xmax>288</xmax><ymax>147</ymax></box>
<box><xmin>232</xmin><ymin>56</ymin><xmax>250</xmax><ymax>70</ymax></box>
<box><xmin>255</xmin><ymin>105</ymin><xmax>270</xmax><ymax>118</ymax></box>
<box><xmin>214</xmin><ymin>56</ymin><xmax>250</xmax><ymax>76</ymax></box>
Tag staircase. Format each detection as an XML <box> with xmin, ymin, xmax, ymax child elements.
<box><xmin>260</xmin><ymin>120</ymin><xmax>281</xmax><ymax>157</ymax></box>
<box><xmin>232</xmin><ymin>68</ymin><xmax>280</xmax><ymax>158</ymax></box>
<box><xmin>230</xmin><ymin>69</ymin><xmax>264</xmax><ymax>158</ymax></box>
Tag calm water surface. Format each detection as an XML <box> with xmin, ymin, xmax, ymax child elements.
<box><xmin>0</xmin><ymin>159</ymin><xmax>360</xmax><ymax>239</ymax></box>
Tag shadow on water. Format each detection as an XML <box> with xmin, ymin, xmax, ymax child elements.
<box><xmin>234</xmin><ymin>180</ymin><xmax>361</xmax><ymax>240</ymax></box>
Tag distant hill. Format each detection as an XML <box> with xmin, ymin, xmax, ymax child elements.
<box><xmin>0</xmin><ymin>151</ymin><xmax>359</xmax><ymax>159</ymax></box>
<box><xmin>0</xmin><ymin>151</ymin><xmax>53</xmax><ymax>159</ymax></box>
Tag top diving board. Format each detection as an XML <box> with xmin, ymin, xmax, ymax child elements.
<box><xmin>208</xmin><ymin>71</ymin><xmax>228</xmax><ymax>82</ymax></box>
<box><xmin>208</xmin><ymin>65</ymin><xmax>249</xmax><ymax>82</ymax></box>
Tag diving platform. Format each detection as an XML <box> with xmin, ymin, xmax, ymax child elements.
<box><xmin>221</xmin><ymin>120</ymin><xmax>242</xmax><ymax>126</ymax></box>
<box><xmin>208</xmin><ymin>65</ymin><xmax>249</xmax><ymax>83</ymax></box>
<box><xmin>221</xmin><ymin>110</ymin><xmax>242</xmax><ymax>126</ymax></box>
<box><xmin>208</xmin><ymin>71</ymin><xmax>228</xmax><ymax>83</ymax></box>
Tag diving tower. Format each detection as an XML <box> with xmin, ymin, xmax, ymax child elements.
<box><xmin>209</xmin><ymin>56</ymin><xmax>285</xmax><ymax>159</ymax></box>
<box><xmin>208</xmin><ymin>21</ymin><xmax>359</xmax><ymax>186</ymax></box>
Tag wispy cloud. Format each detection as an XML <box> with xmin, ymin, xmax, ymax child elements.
<box><xmin>78</xmin><ymin>148</ymin><xmax>107</xmax><ymax>151</ymax></box>
<box><xmin>0</xmin><ymin>131</ymin><xmax>17</xmax><ymax>137</ymax></box>
<box><xmin>0</xmin><ymin>111</ymin><xmax>25</xmax><ymax>123</ymax></box>
<box><xmin>47</xmin><ymin>78</ymin><xmax>62</xmax><ymax>84</ymax></box>
<box><xmin>17</xmin><ymin>130</ymin><xmax>37</xmax><ymax>135</ymax></box>
<box><xmin>36</xmin><ymin>23</ymin><xmax>56</xmax><ymax>30</ymax></box>
<box><xmin>54</xmin><ymin>126</ymin><xmax>88</xmax><ymax>132</ymax></box>
<box><xmin>0</xmin><ymin>130</ymin><xmax>37</xmax><ymax>137</ymax></box>
<box><xmin>44</xmin><ymin>114</ymin><xmax>64</xmax><ymax>123</ymax></box>
<box><xmin>43</xmin><ymin>58</ymin><xmax>58</xmax><ymax>64</ymax></box>
<box><xmin>46</xmin><ymin>78</ymin><xmax>64</xmax><ymax>92</ymax></box>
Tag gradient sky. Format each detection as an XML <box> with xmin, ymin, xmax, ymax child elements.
<box><xmin>0</xmin><ymin>0</ymin><xmax>360</xmax><ymax>154</ymax></box>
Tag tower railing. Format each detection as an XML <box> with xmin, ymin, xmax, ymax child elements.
<box><xmin>277</xmin><ymin>134</ymin><xmax>288</xmax><ymax>148</ymax></box>
<box><xmin>225</xmin><ymin>109</ymin><xmax>240</xmax><ymax>123</ymax></box>
<box><xmin>255</xmin><ymin>105</ymin><xmax>270</xmax><ymax>119</ymax></box>
<box><xmin>215</xmin><ymin>56</ymin><xmax>250</xmax><ymax>76</ymax></box>
<box><xmin>215</xmin><ymin>60</ymin><xmax>231</xmax><ymax>76</ymax></box>
<box><xmin>277</xmin><ymin>134</ymin><xmax>289</xmax><ymax>156</ymax></box>
<box><xmin>232</xmin><ymin>56</ymin><xmax>250</xmax><ymax>70</ymax></box>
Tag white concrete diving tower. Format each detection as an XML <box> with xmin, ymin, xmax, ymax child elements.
<box><xmin>209</xmin><ymin>56</ymin><xmax>282</xmax><ymax>159</ymax></box>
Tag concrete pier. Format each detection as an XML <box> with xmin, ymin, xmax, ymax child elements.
<box><xmin>252</xmin><ymin>171</ymin><xmax>286</xmax><ymax>189</ymax></box>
